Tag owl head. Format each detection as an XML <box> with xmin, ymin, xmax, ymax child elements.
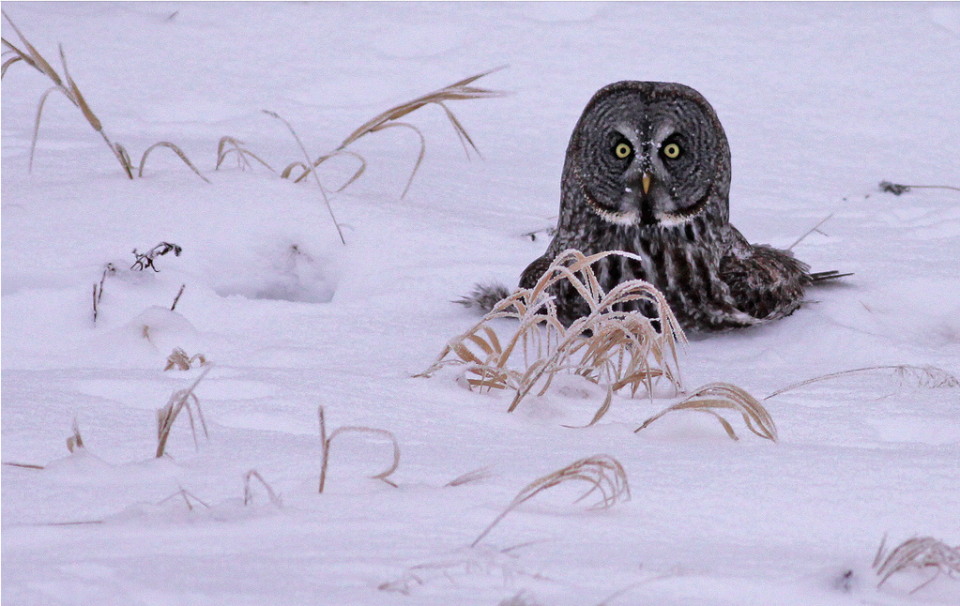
<box><xmin>563</xmin><ymin>81</ymin><xmax>732</xmax><ymax>227</ymax></box>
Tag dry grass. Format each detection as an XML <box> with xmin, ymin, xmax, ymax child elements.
<box><xmin>2</xmin><ymin>11</ymin><xmax>205</xmax><ymax>181</ymax></box>
<box><xmin>2</xmin><ymin>461</ymin><xmax>45</xmax><ymax>470</ymax></box>
<box><xmin>138</xmin><ymin>141</ymin><xmax>210</xmax><ymax>182</ymax></box>
<box><xmin>635</xmin><ymin>382</ymin><xmax>778</xmax><ymax>442</ymax></box>
<box><xmin>170</xmin><ymin>283</ymin><xmax>185</xmax><ymax>311</ymax></box>
<box><xmin>66</xmin><ymin>418</ymin><xmax>85</xmax><ymax>452</ymax></box>
<box><xmin>164</xmin><ymin>347</ymin><xmax>208</xmax><ymax>371</ymax></box>
<box><xmin>317</xmin><ymin>405</ymin><xmax>400</xmax><ymax>493</ymax></box>
<box><xmin>471</xmin><ymin>454</ymin><xmax>630</xmax><ymax>548</ymax></box>
<box><xmin>276</xmin><ymin>66</ymin><xmax>507</xmax><ymax>200</ymax></box>
<box><xmin>4</xmin><ymin>11</ymin><xmax>505</xmax><ymax>225</ymax></box>
<box><xmin>157</xmin><ymin>486</ymin><xmax>210</xmax><ymax>511</ymax></box>
<box><xmin>445</xmin><ymin>466</ymin><xmax>493</xmax><ymax>487</ymax></box>
<box><xmin>765</xmin><ymin>364</ymin><xmax>960</xmax><ymax>400</ymax></box>
<box><xmin>216</xmin><ymin>136</ymin><xmax>275</xmax><ymax>172</ymax></box>
<box><xmin>91</xmin><ymin>263</ymin><xmax>115</xmax><ymax>324</ymax></box>
<box><xmin>874</xmin><ymin>534</ymin><xmax>960</xmax><ymax>593</ymax></box>
<box><xmin>243</xmin><ymin>470</ymin><xmax>282</xmax><ymax>507</ymax></box>
<box><xmin>156</xmin><ymin>365</ymin><xmax>211</xmax><ymax>458</ymax></box>
<box><xmin>420</xmin><ymin>249</ymin><xmax>685</xmax><ymax>420</ymax></box>
<box><xmin>264</xmin><ymin>67</ymin><xmax>507</xmax><ymax>245</ymax></box>
<box><xmin>264</xmin><ymin>110</ymin><xmax>347</xmax><ymax>245</ymax></box>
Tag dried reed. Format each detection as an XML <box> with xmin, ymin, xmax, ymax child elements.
<box><xmin>635</xmin><ymin>382</ymin><xmax>778</xmax><ymax>442</ymax></box>
<box><xmin>765</xmin><ymin>364</ymin><xmax>959</xmax><ymax>400</ymax></box>
<box><xmin>445</xmin><ymin>466</ymin><xmax>493</xmax><ymax>487</ymax></box>
<box><xmin>419</xmin><ymin>249</ymin><xmax>685</xmax><ymax>420</ymax></box>
<box><xmin>156</xmin><ymin>365</ymin><xmax>211</xmax><ymax>458</ymax></box>
<box><xmin>91</xmin><ymin>263</ymin><xmax>115</xmax><ymax>323</ymax></box>
<box><xmin>243</xmin><ymin>470</ymin><xmax>282</xmax><ymax>507</ymax></box>
<box><xmin>170</xmin><ymin>283</ymin><xmax>185</xmax><ymax>311</ymax></box>
<box><xmin>317</xmin><ymin>405</ymin><xmax>400</xmax><ymax>493</ymax></box>
<box><xmin>264</xmin><ymin>110</ymin><xmax>347</xmax><ymax>245</ymax></box>
<box><xmin>164</xmin><ymin>347</ymin><xmax>207</xmax><ymax>371</ymax></box>
<box><xmin>158</xmin><ymin>486</ymin><xmax>210</xmax><ymax>511</ymax></box>
<box><xmin>2</xmin><ymin>12</ymin><xmax>205</xmax><ymax>181</ymax></box>
<box><xmin>216</xmin><ymin>136</ymin><xmax>275</xmax><ymax>172</ymax></box>
<box><xmin>278</xmin><ymin>66</ymin><xmax>507</xmax><ymax>199</ymax></box>
<box><xmin>874</xmin><ymin>534</ymin><xmax>960</xmax><ymax>593</ymax></box>
<box><xmin>66</xmin><ymin>418</ymin><xmax>84</xmax><ymax>452</ymax></box>
<box><xmin>139</xmin><ymin>141</ymin><xmax>210</xmax><ymax>182</ymax></box>
<box><xmin>471</xmin><ymin>454</ymin><xmax>630</xmax><ymax>548</ymax></box>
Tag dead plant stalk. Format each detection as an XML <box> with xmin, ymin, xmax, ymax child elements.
<box><xmin>317</xmin><ymin>405</ymin><xmax>400</xmax><ymax>493</ymax></box>
<box><xmin>2</xmin><ymin>11</ymin><xmax>206</xmax><ymax>181</ymax></box>
<box><xmin>419</xmin><ymin>249</ymin><xmax>685</xmax><ymax>422</ymax></box>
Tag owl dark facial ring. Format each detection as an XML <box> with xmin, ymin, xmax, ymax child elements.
<box><xmin>516</xmin><ymin>81</ymin><xmax>847</xmax><ymax>332</ymax></box>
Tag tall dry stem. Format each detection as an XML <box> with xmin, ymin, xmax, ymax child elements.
<box><xmin>318</xmin><ymin>405</ymin><xmax>400</xmax><ymax>493</ymax></box>
<box><xmin>156</xmin><ymin>365</ymin><xmax>211</xmax><ymax>458</ymax></box>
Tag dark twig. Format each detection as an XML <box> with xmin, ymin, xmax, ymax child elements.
<box><xmin>879</xmin><ymin>181</ymin><xmax>960</xmax><ymax>196</ymax></box>
<box><xmin>92</xmin><ymin>262</ymin><xmax>115</xmax><ymax>323</ymax></box>
<box><xmin>170</xmin><ymin>284</ymin><xmax>185</xmax><ymax>311</ymax></box>
<box><xmin>131</xmin><ymin>242</ymin><xmax>182</xmax><ymax>272</ymax></box>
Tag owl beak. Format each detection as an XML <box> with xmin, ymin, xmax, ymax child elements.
<box><xmin>641</xmin><ymin>172</ymin><xmax>652</xmax><ymax>195</ymax></box>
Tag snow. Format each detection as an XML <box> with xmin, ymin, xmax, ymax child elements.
<box><xmin>2</xmin><ymin>2</ymin><xmax>959</xmax><ymax>605</ymax></box>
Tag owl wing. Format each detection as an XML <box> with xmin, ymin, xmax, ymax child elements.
<box><xmin>718</xmin><ymin>229</ymin><xmax>811</xmax><ymax>322</ymax></box>
<box><xmin>518</xmin><ymin>254</ymin><xmax>553</xmax><ymax>289</ymax></box>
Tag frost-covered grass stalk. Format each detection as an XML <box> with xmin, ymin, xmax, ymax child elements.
<box><xmin>636</xmin><ymin>382</ymin><xmax>778</xmax><ymax>442</ymax></box>
<box><xmin>420</xmin><ymin>249</ymin><xmax>685</xmax><ymax>420</ymax></box>
<box><xmin>156</xmin><ymin>366</ymin><xmax>212</xmax><ymax>458</ymax></box>
<box><xmin>317</xmin><ymin>405</ymin><xmax>400</xmax><ymax>493</ymax></box>
<box><xmin>874</xmin><ymin>534</ymin><xmax>960</xmax><ymax>593</ymax></box>
<box><xmin>471</xmin><ymin>454</ymin><xmax>630</xmax><ymax>548</ymax></box>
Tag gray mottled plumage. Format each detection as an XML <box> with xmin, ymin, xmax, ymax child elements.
<box><xmin>518</xmin><ymin>81</ymin><xmax>839</xmax><ymax>331</ymax></box>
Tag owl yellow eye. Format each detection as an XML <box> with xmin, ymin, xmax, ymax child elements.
<box><xmin>614</xmin><ymin>142</ymin><xmax>632</xmax><ymax>159</ymax></box>
<box><xmin>662</xmin><ymin>142</ymin><xmax>681</xmax><ymax>159</ymax></box>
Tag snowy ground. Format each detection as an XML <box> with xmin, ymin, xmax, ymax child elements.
<box><xmin>2</xmin><ymin>2</ymin><xmax>959</xmax><ymax>605</ymax></box>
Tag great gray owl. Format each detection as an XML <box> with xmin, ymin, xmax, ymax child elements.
<box><xmin>464</xmin><ymin>81</ymin><xmax>844</xmax><ymax>331</ymax></box>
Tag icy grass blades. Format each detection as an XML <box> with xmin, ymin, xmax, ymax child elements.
<box><xmin>1</xmin><ymin>11</ymin><xmax>208</xmax><ymax>182</ymax></box>
<box><xmin>873</xmin><ymin>535</ymin><xmax>960</xmax><ymax>594</ymax></box>
<box><xmin>420</xmin><ymin>249</ymin><xmax>685</xmax><ymax>420</ymax></box>
<box><xmin>471</xmin><ymin>454</ymin><xmax>630</xmax><ymax>548</ymax></box>
<box><xmin>764</xmin><ymin>364</ymin><xmax>960</xmax><ymax>400</ymax></box>
<box><xmin>635</xmin><ymin>382</ymin><xmax>778</xmax><ymax>442</ymax></box>
<box><xmin>156</xmin><ymin>366</ymin><xmax>212</xmax><ymax>458</ymax></box>
<box><xmin>317</xmin><ymin>405</ymin><xmax>400</xmax><ymax>493</ymax></box>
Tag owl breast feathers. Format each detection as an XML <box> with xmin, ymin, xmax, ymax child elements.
<box><xmin>518</xmin><ymin>81</ymin><xmax>843</xmax><ymax>332</ymax></box>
